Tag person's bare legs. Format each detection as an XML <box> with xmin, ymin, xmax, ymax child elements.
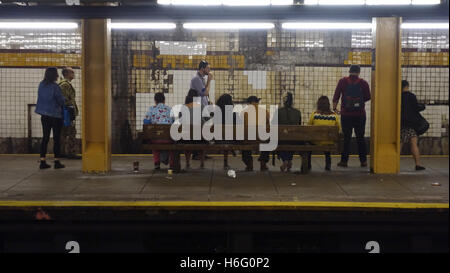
<box><xmin>410</xmin><ymin>137</ymin><xmax>425</xmax><ymax>170</ymax></box>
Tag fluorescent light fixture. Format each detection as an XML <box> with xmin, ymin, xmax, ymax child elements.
<box><xmin>306</xmin><ymin>0</ymin><xmax>441</xmax><ymax>4</ymax></box>
<box><xmin>411</xmin><ymin>0</ymin><xmax>441</xmax><ymax>4</ymax></box>
<box><xmin>366</xmin><ymin>0</ymin><xmax>411</xmax><ymax>4</ymax></box>
<box><xmin>183</xmin><ymin>23</ymin><xmax>274</xmax><ymax>30</ymax></box>
<box><xmin>401</xmin><ymin>23</ymin><xmax>449</xmax><ymax>29</ymax></box>
<box><xmin>271</xmin><ymin>0</ymin><xmax>293</xmax><ymax>5</ymax></box>
<box><xmin>158</xmin><ymin>0</ymin><xmax>222</xmax><ymax>5</ymax></box>
<box><xmin>0</xmin><ymin>22</ymin><xmax>78</xmax><ymax>29</ymax></box>
<box><xmin>158</xmin><ymin>0</ymin><xmax>293</xmax><ymax>5</ymax></box>
<box><xmin>282</xmin><ymin>22</ymin><xmax>372</xmax><ymax>29</ymax></box>
<box><xmin>111</xmin><ymin>23</ymin><xmax>176</xmax><ymax>29</ymax></box>
<box><xmin>224</xmin><ymin>0</ymin><xmax>271</xmax><ymax>5</ymax></box>
<box><xmin>306</xmin><ymin>0</ymin><xmax>365</xmax><ymax>4</ymax></box>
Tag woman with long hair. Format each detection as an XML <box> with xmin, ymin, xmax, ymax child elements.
<box><xmin>181</xmin><ymin>89</ymin><xmax>206</xmax><ymax>169</ymax></box>
<box><xmin>277</xmin><ymin>92</ymin><xmax>302</xmax><ymax>172</ymax></box>
<box><xmin>307</xmin><ymin>96</ymin><xmax>341</xmax><ymax>171</ymax></box>
<box><xmin>215</xmin><ymin>93</ymin><xmax>238</xmax><ymax>169</ymax></box>
<box><xmin>35</xmin><ymin>67</ymin><xmax>66</xmax><ymax>169</ymax></box>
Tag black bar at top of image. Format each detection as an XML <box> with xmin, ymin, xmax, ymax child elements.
<box><xmin>0</xmin><ymin>4</ymin><xmax>448</xmax><ymax>20</ymax></box>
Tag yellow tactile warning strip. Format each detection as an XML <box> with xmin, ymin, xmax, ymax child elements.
<box><xmin>0</xmin><ymin>201</ymin><xmax>447</xmax><ymax>209</ymax></box>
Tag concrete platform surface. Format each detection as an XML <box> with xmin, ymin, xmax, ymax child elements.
<box><xmin>0</xmin><ymin>155</ymin><xmax>448</xmax><ymax>204</ymax></box>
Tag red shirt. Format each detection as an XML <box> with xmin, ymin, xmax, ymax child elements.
<box><xmin>333</xmin><ymin>75</ymin><xmax>371</xmax><ymax>116</ymax></box>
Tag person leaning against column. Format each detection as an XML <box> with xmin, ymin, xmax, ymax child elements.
<box><xmin>332</xmin><ymin>65</ymin><xmax>371</xmax><ymax>168</ymax></box>
<box><xmin>59</xmin><ymin>67</ymin><xmax>81</xmax><ymax>159</ymax></box>
<box><xmin>35</xmin><ymin>67</ymin><xmax>66</xmax><ymax>169</ymax></box>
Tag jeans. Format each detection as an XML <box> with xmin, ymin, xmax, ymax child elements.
<box><xmin>40</xmin><ymin>115</ymin><xmax>63</xmax><ymax>158</ymax></box>
<box><xmin>341</xmin><ymin>115</ymin><xmax>367</xmax><ymax>163</ymax></box>
<box><xmin>242</xmin><ymin>151</ymin><xmax>270</xmax><ymax>165</ymax></box>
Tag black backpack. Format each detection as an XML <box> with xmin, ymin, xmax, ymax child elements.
<box><xmin>343</xmin><ymin>77</ymin><xmax>364</xmax><ymax>112</ymax></box>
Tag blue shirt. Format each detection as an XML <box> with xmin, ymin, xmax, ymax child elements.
<box><xmin>35</xmin><ymin>81</ymin><xmax>65</xmax><ymax>119</ymax></box>
<box><xmin>144</xmin><ymin>103</ymin><xmax>174</xmax><ymax>124</ymax></box>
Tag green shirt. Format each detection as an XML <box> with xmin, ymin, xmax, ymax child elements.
<box><xmin>277</xmin><ymin>106</ymin><xmax>302</xmax><ymax>125</ymax></box>
<box><xmin>58</xmin><ymin>79</ymin><xmax>79</xmax><ymax>117</ymax></box>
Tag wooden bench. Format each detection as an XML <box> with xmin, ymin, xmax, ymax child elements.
<box><xmin>142</xmin><ymin>124</ymin><xmax>339</xmax><ymax>173</ymax></box>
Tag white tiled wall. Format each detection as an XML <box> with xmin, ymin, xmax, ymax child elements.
<box><xmin>0</xmin><ymin>68</ymin><xmax>82</xmax><ymax>138</ymax></box>
<box><xmin>156</xmin><ymin>41</ymin><xmax>207</xmax><ymax>55</ymax></box>
<box><xmin>421</xmin><ymin>105</ymin><xmax>449</xmax><ymax>137</ymax></box>
<box><xmin>402</xmin><ymin>67</ymin><xmax>449</xmax><ymax>102</ymax></box>
<box><xmin>244</xmin><ymin>71</ymin><xmax>267</xmax><ymax>89</ymax></box>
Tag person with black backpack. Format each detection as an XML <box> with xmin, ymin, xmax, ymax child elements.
<box><xmin>401</xmin><ymin>80</ymin><xmax>427</xmax><ymax>171</ymax></box>
<box><xmin>332</xmin><ymin>65</ymin><xmax>371</xmax><ymax>168</ymax></box>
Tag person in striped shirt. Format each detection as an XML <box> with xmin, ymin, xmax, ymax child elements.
<box><xmin>307</xmin><ymin>96</ymin><xmax>341</xmax><ymax>171</ymax></box>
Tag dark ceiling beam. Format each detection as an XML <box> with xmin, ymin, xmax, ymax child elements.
<box><xmin>0</xmin><ymin>4</ymin><xmax>448</xmax><ymax>20</ymax></box>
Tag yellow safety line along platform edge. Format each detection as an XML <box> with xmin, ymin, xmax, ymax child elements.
<box><xmin>0</xmin><ymin>201</ymin><xmax>447</xmax><ymax>209</ymax></box>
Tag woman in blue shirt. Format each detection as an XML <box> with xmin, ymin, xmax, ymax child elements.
<box><xmin>35</xmin><ymin>67</ymin><xmax>66</xmax><ymax>169</ymax></box>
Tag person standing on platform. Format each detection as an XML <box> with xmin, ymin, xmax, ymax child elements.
<box><xmin>332</xmin><ymin>65</ymin><xmax>371</xmax><ymax>168</ymax></box>
<box><xmin>35</xmin><ymin>67</ymin><xmax>66</xmax><ymax>169</ymax></box>
<box><xmin>59</xmin><ymin>67</ymin><xmax>81</xmax><ymax>159</ymax></box>
<box><xmin>401</xmin><ymin>80</ymin><xmax>426</xmax><ymax>171</ymax></box>
<box><xmin>190</xmin><ymin>60</ymin><xmax>214</xmax><ymax>160</ymax></box>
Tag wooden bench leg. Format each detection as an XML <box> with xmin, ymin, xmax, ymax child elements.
<box><xmin>173</xmin><ymin>151</ymin><xmax>181</xmax><ymax>172</ymax></box>
<box><xmin>301</xmin><ymin>152</ymin><xmax>310</xmax><ymax>174</ymax></box>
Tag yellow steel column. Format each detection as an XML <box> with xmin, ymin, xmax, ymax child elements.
<box><xmin>81</xmin><ymin>19</ymin><xmax>111</xmax><ymax>173</ymax></box>
<box><xmin>370</xmin><ymin>17</ymin><xmax>402</xmax><ymax>174</ymax></box>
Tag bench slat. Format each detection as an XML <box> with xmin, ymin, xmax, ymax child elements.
<box><xmin>142</xmin><ymin>144</ymin><xmax>338</xmax><ymax>152</ymax></box>
<box><xmin>143</xmin><ymin>124</ymin><xmax>339</xmax><ymax>142</ymax></box>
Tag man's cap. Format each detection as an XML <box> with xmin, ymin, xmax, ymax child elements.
<box><xmin>246</xmin><ymin>96</ymin><xmax>261</xmax><ymax>103</ymax></box>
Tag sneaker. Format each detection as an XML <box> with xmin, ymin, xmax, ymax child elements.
<box><xmin>54</xmin><ymin>160</ymin><xmax>65</xmax><ymax>169</ymax></box>
<box><xmin>39</xmin><ymin>161</ymin><xmax>51</xmax><ymax>169</ymax></box>
<box><xmin>361</xmin><ymin>161</ymin><xmax>368</xmax><ymax>167</ymax></box>
<box><xmin>337</xmin><ymin>161</ymin><xmax>348</xmax><ymax>168</ymax></box>
<box><xmin>415</xmin><ymin>165</ymin><xmax>426</xmax><ymax>171</ymax></box>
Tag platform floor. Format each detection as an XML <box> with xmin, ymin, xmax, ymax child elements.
<box><xmin>0</xmin><ymin>155</ymin><xmax>448</xmax><ymax>204</ymax></box>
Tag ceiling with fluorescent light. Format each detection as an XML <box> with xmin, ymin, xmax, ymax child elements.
<box><xmin>0</xmin><ymin>0</ymin><xmax>447</xmax><ymax>20</ymax></box>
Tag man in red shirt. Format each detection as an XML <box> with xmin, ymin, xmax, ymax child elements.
<box><xmin>332</xmin><ymin>65</ymin><xmax>371</xmax><ymax>168</ymax></box>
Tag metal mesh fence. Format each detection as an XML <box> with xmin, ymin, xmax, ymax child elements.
<box><xmin>0</xmin><ymin>22</ymin><xmax>448</xmax><ymax>154</ymax></box>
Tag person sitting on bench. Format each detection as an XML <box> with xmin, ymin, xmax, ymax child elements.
<box><xmin>240</xmin><ymin>96</ymin><xmax>270</xmax><ymax>171</ymax></box>
<box><xmin>307</xmin><ymin>96</ymin><xmax>341</xmax><ymax>171</ymax></box>
<box><xmin>144</xmin><ymin>92</ymin><xmax>175</xmax><ymax>170</ymax></box>
<box><xmin>277</xmin><ymin>92</ymin><xmax>302</xmax><ymax>172</ymax></box>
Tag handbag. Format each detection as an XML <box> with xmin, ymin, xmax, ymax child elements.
<box><xmin>414</xmin><ymin>114</ymin><xmax>429</xmax><ymax>136</ymax></box>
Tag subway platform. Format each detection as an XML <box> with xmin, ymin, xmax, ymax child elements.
<box><xmin>0</xmin><ymin>155</ymin><xmax>448</xmax><ymax>203</ymax></box>
<box><xmin>0</xmin><ymin>155</ymin><xmax>447</xmax><ymax>252</ymax></box>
